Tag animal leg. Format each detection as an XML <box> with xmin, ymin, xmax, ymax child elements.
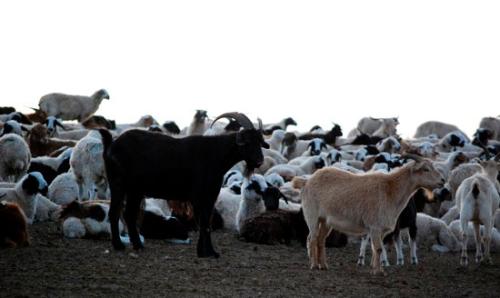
<box><xmin>358</xmin><ymin>235</ymin><xmax>370</xmax><ymax>266</ymax></box>
<box><xmin>472</xmin><ymin>222</ymin><xmax>482</xmax><ymax>263</ymax></box>
<box><xmin>109</xmin><ymin>186</ymin><xmax>126</xmax><ymax>250</ymax></box>
<box><xmin>124</xmin><ymin>194</ymin><xmax>144</xmax><ymax>250</ymax></box>
<box><xmin>317</xmin><ymin>221</ymin><xmax>332</xmax><ymax>270</ymax></box>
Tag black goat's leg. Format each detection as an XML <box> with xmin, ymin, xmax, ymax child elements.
<box><xmin>124</xmin><ymin>194</ymin><xmax>144</xmax><ymax>250</ymax></box>
<box><xmin>194</xmin><ymin>201</ymin><xmax>219</xmax><ymax>258</ymax></box>
<box><xmin>109</xmin><ymin>186</ymin><xmax>126</xmax><ymax>250</ymax></box>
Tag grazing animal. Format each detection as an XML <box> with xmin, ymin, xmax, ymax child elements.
<box><xmin>100</xmin><ymin>112</ymin><xmax>269</xmax><ymax>258</ymax></box>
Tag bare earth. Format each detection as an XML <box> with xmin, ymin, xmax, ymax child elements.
<box><xmin>1</xmin><ymin>222</ymin><xmax>499</xmax><ymax>297</ymax></box>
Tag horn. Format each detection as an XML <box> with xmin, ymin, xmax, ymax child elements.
<box><xmin>29</xmin><ymin>107</ymin><xmax>40</xmax><ymax>112</ymax></box>
<box><xmin>211</xmin><ymin>112</ymin><xmax>254</xmax><ymax>130</ymax></box>
<box><xmin>257</xmin><ymin>118</ymin><xmax>263</xmax><ymax>132</ymax></box>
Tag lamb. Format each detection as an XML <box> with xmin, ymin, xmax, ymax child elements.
<box><xmin>301</xmin><ymin>138</ymin><xmax>327</xmax><ymax>156</ymax></box>
<box><xmin>70</xmin><ymin>134</ymin><xmax>107</xmax><ymax>201</ymax></box>
<box><xmin>414</xmin><ymin>121</ymin><xmax>466</xmax><ymax>139</ymax></box>
<box><xmin>479</xmin><ymin>116</ymin><xmax>500</xmax><ymax>141</ymax></box>
<box><xmin>281</xmin><ymin>135</ymin><xmax>327</xmax><ymax>160</ymax></box>
<box><xmin>416</xmin><ymin>213</ymin><xmax>460</xmax><ymax>252</ymax></box>
<box><xmin>0</xmin><ymin>201</ymin><xmax>30</xmax><ymax>248</ymax></box>
<box><xmin>296</xmin><ymin>155</ymin><xmax>444</xmax><ymax>274</ymax></box>
<box><xmin>100</xmin><ymin>112</ymin><xmax>269</xmax><ymax>257</ymax></box>
<box><xmin>0</xmin><ymin>133</ymin><xmax>31</xmax><ymax>182</ymax></box>
<box><xmin>59</xmin><ymin>200</ymin><xmax>124</xmax><ymax>239</ymax></box>
<box><xmin>187</xmin><ymin>110</ymin><xmax>209</xmax><ymax>136</ymax></box>
<box><xmin>455</xmin><ymin>159</ymin><xmax>500</xmax><ymax>266</ymax></box>
<box><xmin>38</xmin><ymin>89</ymin><xmax>109</xmax><ymax>121</ymax></box>
<box><xmin>0</xmin><ymin>172</ymin><xmax>48</xmax><ymax>224</ymax></box>
<box><xmin>34</xmin><ymin>194</ymin><xmax>61</xmax><ymax>222</ymax></box>
<box><xmin>265</xmin><ymin>156</ymin><xmax>326</xmax><ymax>181</ymax></box>
<box><xmin>44</xmin><ymin>116</ymin><xmax>66</xmax><ymax>137</ymax></box>
<box><xmin>235</xmin><ymin>175</ymin><xmax>267</xmax><ymax>233</ymax></box>
<box><xmin>27</xmin><ymin>124</ymin><xmax>76</xmax><ymax>157</ymax></box>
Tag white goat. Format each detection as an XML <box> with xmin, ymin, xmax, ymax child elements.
<box><xmin>455</xmin><ymin>160</ymin><xmax>500</xmax><ymax>265</ymax></box>
<box><xmin>296</xmin><ymin>156</ymin><xmax>443</xmax><ymax>274</ymax></box>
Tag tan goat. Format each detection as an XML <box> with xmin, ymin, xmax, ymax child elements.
<box><xmin>295</xmin><ymin>156</ymin><xmax>444</xmax><ymax>275</ymax></box>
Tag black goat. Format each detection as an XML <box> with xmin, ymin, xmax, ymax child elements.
<box><xmin>99</xmin><ymin>112</ymin><xmax>269</xmax><ymax>258</ymax></box>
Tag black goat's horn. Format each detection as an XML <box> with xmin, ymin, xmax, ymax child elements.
<box><xmin>257</xmin><ymin>118</ymin><xmax>263</xmax><ymax>132</ymax></box>
<box><xmin>212</xmin><ymin>112</ymin><xmax>254</xmax><ymax>130</ymax></box>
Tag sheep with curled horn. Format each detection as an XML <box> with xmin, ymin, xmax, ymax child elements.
<box><xmin>99</xmin><ymin>111</ymin><xmax>269</xmax><ymax>258</ymax></box>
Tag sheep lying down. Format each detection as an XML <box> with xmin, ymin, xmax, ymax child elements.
<box><xmin>60</xmin><ymin>199</ymin><xmax>191</xmax><ymax>244</ymax></box>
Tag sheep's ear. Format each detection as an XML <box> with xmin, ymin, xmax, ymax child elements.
<box><xmin>56</xmin><ymin>119</ymin><xmax>67</xmax><ymax>130</ymax></box>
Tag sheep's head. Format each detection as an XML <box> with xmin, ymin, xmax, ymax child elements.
<box><xmin>472</xmin><ymin>128</ymin><xmax>493</xmax><ymax>147</ymax></box>
<box><xmin>21</xmin><ymin>172</ymin><xmax>48</xmax><ymax>196</ymax></box>
<box><xmin>242</xmin><ymin>175</ymin><xmax>267</xmax><ymax>201</ymax></box>
<box><xmin>307</xmin><ymin>138</ymin><xmax>327</xmax><ymax>156</ymax></box>
<box><xmin>262</xmin><ymin>185</ymin><xmax>288</xmax><ymax>211</ymax></box>
<box><xmin>94</xmin><ymin>89</ymin><xmax>110</xmax><ymax>100</ymax></box>
<box><xmin>162</xmin><ymin>121</ymin><xmax>181</xmax><ymax>134</ymax></box>
<box><xmin>313</xmin><ymin>156</ymin><xmax>326</xmax><ymax>170</ymax></box>
<box><xmin>1</xmin><ymin>120</ymin><xmax>28</xmax><ymax>137</ymax></box>
<box><xmin>212</xmin><ymin>112</ymin><xmax>269</xmax><ymax>173</ymax></box>
<box><xmin>45</xmin><ymin>116</ymin><xmax>65</xmax><ymax>137</ymax></box>
<box><xmin>405</xmin><ymin>155</ymin><xmax>445</xmax><ymax>190</ymax></box>
<box><xmin>284</xmin><ymin>117</ymin><xmax>297</xmax><ymax>128</ymax></box>
<box><xmin>194</xmin><ymin>110</ymin><xmax>208</xmax><ymax>122</ymax></box>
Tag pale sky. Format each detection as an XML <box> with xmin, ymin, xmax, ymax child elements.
<box><xmin>1</xmin><ymin>1</ymin><xmax>499</xmax><ymax>138</ymax></box>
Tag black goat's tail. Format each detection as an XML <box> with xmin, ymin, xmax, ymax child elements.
<box><xmin>98</xmin><ymin>128</ymin><xmax>113</xmax><ymax>160</ymax></box>
<box><xmin>472</xmin><ymin>183</ymin><xmax>480</xmax><ymax>199</ymax></box>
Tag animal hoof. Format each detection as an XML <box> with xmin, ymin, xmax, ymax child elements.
<box><xmin>411</xmin><ymin>258</ymin><xmax>418</xmax><ymax>265</ymax></box>
<box><xmin>357</xmin><ymin>256</ymin><xmax>365</xmax><ymax>266</ymax></box>
<box><xmin>371</xmin><ymin>269</ymin><xmax>386</xmax><ymax>276</ymax></box>
<box><xmin>112</xmin><ymin>241</ymin><xmax>126</xmax><ymax>251</ymax></box>
<box><xmin>319</xmin><ymin>264</ymin><xmax>329</xmax><ymax>270</ymax></box>
<box><xmin>397</xmin><ymin>259</ymin><xmax>404</xmax><ymax>266</ymax></box>
<box><xmin>381</xmin><ymin>260</ymin><xmax>390</xmax><ymax>267</ymax></box>
<box><xmin>475</xmin><ymin>255</ymin><xmax>483</xmax><ymax>263</ymax></box>
<box><xmin>460</xmin><ymin>256</ymin><xmax>468</xmax><ymax>266</ymax></box>
<box><xmin>133</xmin><ymin>243</ymin><xmax>144</xmax><ymax>250</ymax></box>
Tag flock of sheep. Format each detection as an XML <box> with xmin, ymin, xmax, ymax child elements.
<box><xmin>1</xmin><ymin>89</ymin><xmax>499</xmax><ymax>276</ymax></box>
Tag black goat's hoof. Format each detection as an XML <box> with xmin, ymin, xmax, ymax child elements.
<box><xmin>197</xmin><ymin>250</ymin><xmax>220</xmax><ymax>258</ymax></box>
<box><xmin>113</xmin><ymin>241</ymin><xmax>126</xmax><ymax>251</ymax></box>
<box><xmin>133</xmin><ymin>243</ymin><xmax>145</xmax><ymax>250</ymax></box>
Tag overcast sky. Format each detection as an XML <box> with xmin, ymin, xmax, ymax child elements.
<box><xmin>1</xmin><ymin>1</ymin><xmax>499</xmax><ymax>138</ymax></box>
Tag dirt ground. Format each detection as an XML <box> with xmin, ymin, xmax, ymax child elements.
<box><xmin>1</xmin><ymin>222</ymin><xmax>499</xmax><ymax>297</ymax></box>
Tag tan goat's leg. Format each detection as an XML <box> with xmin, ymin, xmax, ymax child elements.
<box><xmin>307</xmin><ymin>221</ymin><xmax>320</xmax><ymax>270</ymax></box>
<box><xmin>370</xmin><ymin>230</ymin><xmax>385</xmax><ymax>275</ymax></box>
<box><xmin>317</xmin><ymin>222</ymin><xmax>332</xmax><ymax>270</ymax></box>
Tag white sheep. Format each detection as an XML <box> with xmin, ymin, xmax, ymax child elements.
<box><xmin>479</xmin><ymin>116</ymin><xmax>500</xmax><ymax>141</ymax></box>
<box><xmin>48</xmin><ymin>172</ymin><xmax>80</xmax><ymax>205</ymax></box>
<box><xmin>187</xmin><ymin>110</ymin><xmax>209</xmax><ymax>136</ymax></box>
<box><xmin>265</xmin><ymin>156</ymin><xmax>326</xmax><ymax>181</ymax></box>
<box><xmin>70</xmin><ymin>134</ymin><xmax>107</xmax><ymax>201</ymax></box>
<box><xmin>214</xmin><ymin>187</ymin><xmax>242</xmax><ymax>232</ymax></box>
<box><xmin>414</xmin><ymin>121</ymin><xmax>465</xmax><ymax>139</ymax></box>
<box><xmin>416</xmin><ymin>213</ymin><xmax>460</xmax><ymax>253</ymax></box>
<box><xmin>0</xmin><ymin>120</ymin><xmax>27</xmax><ymax>136</ymax></box>
<box><xmin>235</xmin><ymin>175</ymin><xmax>267</xmax><ymax>233</ymax></box>
<box><xmin>31</xmin><ymin>147</ymin><xmax>73</xmax><ymax>171</ymax></box>
<box><xmin>376</xmin><ymin>136</ymin><xmax>401</xmax><ymax>154</ymax></box>
<box><xmin>265</xmin><ymin>129</ymin><xmax>286</xmax><ymax>152</ymax></box>
<box><xmin>296</xmin><ymin>156</ymin><xmax>443</xmax><ymax>274</ymax></box>
<box><xmin>39</xmin><ymin>89</ymin><xmax>109</xmax><ymax>122</ymax></box>
<box><xmin>0</xmin><ymin>172</ymin><xmax>47</xmax><ymax>224</ymax></box>
<box><xmin>455</xmin><ymin>160</ymin><xmax>500</xmax><ymax>265</ymax></box>
<box><xmin>432</xmin><ymin>151</ymin><xmax>469</xmax><ymax>181</ymax></box>
<box><xmin>0</xmin><ymin>133</ymin><xmax>31</xmax><ymax>182</ymax></box>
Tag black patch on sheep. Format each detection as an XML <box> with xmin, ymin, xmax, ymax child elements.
<box><xmin>148</xmin><ymin>125</ymin><xmax>163</xmax><ymax>133</ymax></box>
<box><xmin>449</xmin><ymin>134</ymin><xmax>464</xmax><ymax>147</ymax></box>
<box><xmin>22</xmin><ymin>174</ymin><xmax>42</xmax><ymax>196</ymax></box>
<box><xmin>162</xmin><ymin>121</ymin><xmax>181</xmax><ymax>134</ymax></box>
<box><xmin>284</xmin><ymin>117</ymin><xmax>297</xmax><ymax>127</ymax></box>
<box><xmin>139</xmin><ymin>211</ymin><xmax>189</xmax><ymax>240</ymax></box>
<box><xmin>10</xmin><ymin>112</ymin><xmax>32</xmax><ymax>125</ymax></box>
<box><xmin>350</xmin><ymin>134</ymin><xmax>382</xmax><ymax>145</ymax></box>
<box><xmin>195</xmin><ymin>110</ymin><xmax>208</xmax><ymax>121</ymax></box>
<box><xmin>1</xmin><ymin>122</ymin><xmax>14</xmax><ymax>136</ymax></box>
<box><xmin>263</xmin><ymin>125</ymin><xmax>282</xmax><ymax>136</ymax></box>
<box><xmin>365</xmin><ymin>145</ymin><xmax>379</xmax><ymax>155</ymax></box>
<box><xmin>314</xmin><ymin>158</ymin><xmax>326</xmax><ymax>170</ymax></box>
<box><xmin>28</xmin><ymin>162</ymin><xmax>58</xmax><ymax>185</ymax></box>
<box><xmin>229</xmin><ymin>184</ymin><xmax>241</xmax><ymax>194</ymax></box>
<box><xmin>99</xmin><ymin>112</ymin><xmax>269</xmax><ymax>258</ymax></box>
<box><xmin>0</xmin><ymin>106</ymin><xmax>16</xmax><ymax>115</ymax></box>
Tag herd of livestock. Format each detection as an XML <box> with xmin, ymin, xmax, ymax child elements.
<box><xmin>0</xmin><ymin>89</ymin><xmax>499</xmax><ymax>275</ymax></box>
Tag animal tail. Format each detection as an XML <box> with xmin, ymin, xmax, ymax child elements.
<box><xmin>292</xmin><ymin>176</ymin><xmax>308</xmax><ymax>189</ymax></box>
<box><xmin>472</xmin><ymin>183</ymin><xmax>480</xmax><ymax>199</ymax></box>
